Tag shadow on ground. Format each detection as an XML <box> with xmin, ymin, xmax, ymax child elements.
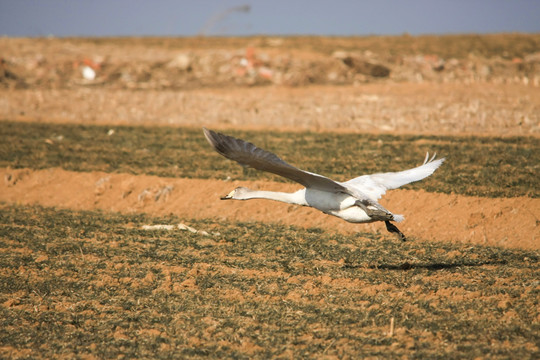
<box><xmin>344</xmin><ymin>259</ymin><xmax>509</xmax><ymax>271</ymax></box>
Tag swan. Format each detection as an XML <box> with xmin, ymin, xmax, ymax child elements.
<box><xmin>203</xmin><ymin>128</ymin><xmax>445</xmax><ymax>241</ymax></box>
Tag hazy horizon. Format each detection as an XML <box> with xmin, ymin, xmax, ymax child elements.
<box><xmin>1</xmin><ymin>1</ymin><xmax>540</xmax><ymax>38</ymax></box>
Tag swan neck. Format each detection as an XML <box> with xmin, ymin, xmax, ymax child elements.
<box><xmin>241</xmin><ymin>189</ymin><xmax>304</xmax><ymax>205</ymax></box>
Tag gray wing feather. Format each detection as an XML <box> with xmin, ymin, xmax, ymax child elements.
<box><xmin>203</xmin><ymin>128</ymin><xmax>349</xmax><ymax>193</ymax></box>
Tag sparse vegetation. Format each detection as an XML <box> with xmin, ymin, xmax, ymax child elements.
<box><xmin>1</xmin><ymin>33</ymin><xmax>539</xmax><ymax>359</ymax></box>
<box><xmin>1</xmin><ymin>121</ymin><xmax>538</xmax><ymax>198</ymax></box>
<box><xmin>0</xmin><ymin>204</ymin><xmax>538</xmax><ymax>358</ymax></box>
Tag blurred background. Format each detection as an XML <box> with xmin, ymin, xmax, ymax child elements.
<box><xmin>1</xmin><ymin>1</ymin><xmax>539</xmax><ymax>135</ymax></box>
<box><xmin>2</xmin><ymin>0</ymin><xmax>540</xmax><ymax>37</ymax></box>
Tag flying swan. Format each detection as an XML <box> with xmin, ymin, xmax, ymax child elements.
<box><xmin>203</xmin><ymin>128</ymin><xmax>445</xmax><ymax>241</ymax></box>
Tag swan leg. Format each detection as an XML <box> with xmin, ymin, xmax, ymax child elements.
<box><xmin>385</xmin><ymin>221</ymin><xmax>407</xmax><ymax>242</ymax></box>
<box><xmin>354</xmin><ymin>200</ymin><xmax>393</xmax><ymax>221</ymax></box>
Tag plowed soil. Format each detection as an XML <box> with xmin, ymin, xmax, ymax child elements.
<box><xmin>1</xmin><ymin>35</ymin><xmax>539</xmax><ymax>359</ymax></box>
<box><xmin>1</xmin><ymin>168</ymin><xmax>538</xmax><ymax>250</ymax></box>
<box><xmin>1</xmin><ymin>35</ymin><xmax>538</xmax><ymax>252</ymax></box>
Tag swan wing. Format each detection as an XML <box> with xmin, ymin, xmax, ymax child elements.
<box><xmin>203</xmin><ymin>128</ymin><xmax>347</xmax><ymax>193</ymax></box>
<box><xmin>344</xmin><ymin>153</ymin><xmax>445</xmax><ymax>200</ymax></box>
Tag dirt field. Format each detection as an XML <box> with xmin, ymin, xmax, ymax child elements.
<box><xmin>1</xmin><ymin>167</ymin><xmax>538</xmax><ymax>251</ymax></box>
<box><xmin>1</xmin><ymin>35</ymin><xmax>539</xmax><ymax>358</ymax></box>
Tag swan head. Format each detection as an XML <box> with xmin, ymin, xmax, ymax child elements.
<box><xmin>221</xmin><ymin>187</ymin><xmax>251</xmax><ymax>200</ymax></box>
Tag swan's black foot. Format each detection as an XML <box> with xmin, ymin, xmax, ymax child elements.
<box><xmin>385</xmin><ymin>221</ymin><xmax>407</xmax><ymax>242</ymax></box>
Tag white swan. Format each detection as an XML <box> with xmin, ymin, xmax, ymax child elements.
<box><xmin>203</xmin><ymin>128</ymin><xmax>445</xmax><ymax>241</ymax></box>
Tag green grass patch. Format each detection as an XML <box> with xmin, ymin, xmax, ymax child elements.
<box><xmin>1</xmin><ymin>120</ymin><xmax>538</xmax><ymax>197</ymax></box>
<box><xmin>0</xmin><ymin>204</ymin><xmax>538</xmax><ymax>359</ymax></box>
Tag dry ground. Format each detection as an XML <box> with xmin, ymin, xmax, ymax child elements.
<box><xmin>2</xmin><ymin>82</ymin><xmax>539</xmax><ymax>136</ymax></box>
<box><xmin>1</xmin><ymin>168</ymin><xmax>538</xmax><ymax>250</ymax></box>
<box><xmin>1</xmin><ymin>35</ymin><xmax>539</xmax><ymax>358</ymax></box>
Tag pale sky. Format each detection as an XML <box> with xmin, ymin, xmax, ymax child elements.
<box><xmin>1</xmin><ymin>0</ymin><xmax>539</xmax><ymax>37</ymax></box>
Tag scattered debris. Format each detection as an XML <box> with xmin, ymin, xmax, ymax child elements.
<box><xmin>43</xmin><ymin>134</ymin><xmax>65</xmax><ymax>145</ymax></box>
<box><xmin>388</xmin><ymin>317</ymin><xmax>395</xmax><ymax>337</ymax></box>
<box><xmin>334</xmin><ymin>52</ymin><xmax>391</xmax><ymax>78</ymax></box>
<box><xmin>81</xmin><ymin>65</ymin><xmax>96</xmax><ymax>81</ymax></box>
<box><xmin>154</xmin><ymin>185</ymin><xmax>174</xmax><ymax>202</ymax></box>
<box><xmin>95</xmin><ymin>176</ymin><xmax>110</xmax><ymax>187</ymax></box>
<box><xmin>3</xmin><ymin>169</ymin><xmax>30</xmax><ymax>187</ymax></box>
<box><xmin>0</xmin><ymin>57</ymin><xmax>26</xmax><ymax>89</ymax></box>
<box><xmin>137</xmin><ymin>189</ymin><xmax>151</xmax><ymax>202</ymax></box>
<box><xmin>141</xmin><ymin>224</ymin><xmax>176</xmax><ymax>231</ymax></box>
<box><xmin>141</xmin><ymin>223</ymin><xmax>220</xmax><ymax>237</ymax></box>
<box><xmin>166</xmin><ymin>53</ymin><xmax>192</xmax><ymax>71</ymax></box>
<box><xmin>95</xmin><ymin>176</ymin><xmax>111</xmax><ymax>196</ymax></box>
<box><xmin>2</xmin><ymin>37</ymin><xmax>539</xmax><ymax>90</ymax></box>
<box><xmin>138</xmin><ymin>185</ymin><xmax>174</xmax><ymax>203</ymax></box>
<box><xmin>177</xmin><ymin>223</ymin><xmax>198</xmax><ymax>233</ymax></box>
<box><xmin>4</xmin><ymin>173</ymin><xmax>14</xmax><ymax>186</ymax></box>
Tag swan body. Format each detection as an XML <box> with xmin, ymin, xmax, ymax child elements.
<box><xmin>204</xmin><ymin>128</ymin><xmax>445</xmax><ymax>240</ymax></box>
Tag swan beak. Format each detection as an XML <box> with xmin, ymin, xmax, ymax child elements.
<box><xmin>220</xmin><ymin>189</ymin><xmax>235</xmax><ymax>200</ymax></box>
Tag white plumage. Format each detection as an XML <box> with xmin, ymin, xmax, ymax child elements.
<box><xmin>344</xmin><ymin>152</ymin><xmax>442</xmax><ymax>201</ymax></box>
<box><xmin>204</xmin><ymin>128</ymin><xmax>445</xmax><ymax>241</ymax></box>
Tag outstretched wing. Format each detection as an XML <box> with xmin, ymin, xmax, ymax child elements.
<box><xmin>203</xmin><ymin>128</ymin><xmax>348</xmax><ymax>193</ymax></box>
<box><xmin>344</xmin><ymin>153</ymin><xmax>445</xmax><ymax>200</ymax></box>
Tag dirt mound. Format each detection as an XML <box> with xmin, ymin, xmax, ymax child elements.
<box><xmin>2</xmin><ymin>168</ymin><xmax>538</xmax><ymax>250</ymax></box>
<box><xmin>2</xmin><ymin>36</ymin><xmax>539</xmax><ymax>90</ymax></box>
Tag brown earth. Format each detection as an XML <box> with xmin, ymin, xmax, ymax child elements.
<box><xmin>2</xmin><ymin>36</ymin><xmax>540</xmax><ymax>90</ymax></box>
<box><xmin>1</xmin><ymin>36</ymin><xmax>540</xmax><ymax>136</ymax></box>
<box><xmin>1</xmin><ymin>35</ymin><xmax>539</xmax><ymax>251</ymax></box>
<box><xmin>3</xmin><ymin>82</ymin><xmax>540</xmax><ymax>136</ymax></box>
<box><xmin>1</xmin><ymin>36</ymin><xmax>539</xmax><ymax>359</ymax></box>
<box><xmin>2</xmin><ymin>167</ymin><xmax>538</xmax><ymax>250</ymax></box>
